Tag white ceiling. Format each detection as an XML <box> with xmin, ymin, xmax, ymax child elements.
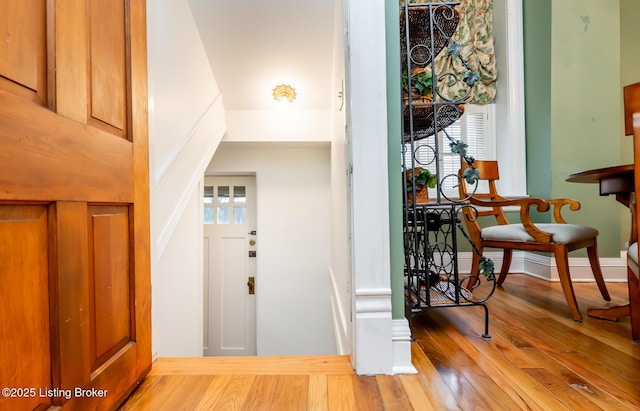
<box><xmin>187</xmin><ymin>0</ymin><xmax>337</xmax><ymax>111</ymax></box>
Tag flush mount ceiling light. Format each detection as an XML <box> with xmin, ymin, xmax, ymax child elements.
<box><xmin>272</xmin><ymin>84</ymin><xmax>297</xmax><ymax>103</ymax></box>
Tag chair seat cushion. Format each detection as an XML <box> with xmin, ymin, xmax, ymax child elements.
<box><xmin>629</xmin><ymin>242</ymin><xmax>638</xmax><ymax>265</ymax></box>
<box><xmin>481</xmin><ymin>223</ymin><xmax>598</xmax><ymax>244</ymax></box>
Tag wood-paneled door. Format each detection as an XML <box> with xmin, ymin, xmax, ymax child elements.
<box><xmin>0</xmin><ymin>1</ymin><xmax>151</xmax><ymax>410</ymax></box>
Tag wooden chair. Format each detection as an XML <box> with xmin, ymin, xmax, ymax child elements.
<box><xmin>458</xmin><ymin>159</ymin><xmax>611</xmax><ymax>322</ymax></box>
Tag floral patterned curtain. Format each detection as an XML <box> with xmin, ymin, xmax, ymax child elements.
<box><xmin>401</xmin><ymin>0</ymin><xmax>497</xmax><ymax>104</ymax></box>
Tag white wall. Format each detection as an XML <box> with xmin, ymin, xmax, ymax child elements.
<box><xmin>328</xmin><ymin>0</ymin><xmax>351</xmax><ymax>355</ymax></box>
<box><xmin>154</xmin><ymin>187</ymin><xmax>203</xmax><ymax>355</ymax></box>
<box><xmin>147</xmin><ymin>0</ymin><xmax>225</xmax><ymax>357</ymax></box>
<box><xmin>207</xmin><ymin>143</ymin><xmax>336</xmax><ymax>355</ymax></box>
<box><xmin>225</xmin><ymin>110</ymin><xmax>331</xmax><ymax>142</ymax></box>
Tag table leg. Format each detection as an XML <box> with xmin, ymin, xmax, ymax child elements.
<box><xmin>586</xmin><ymin>305</ymin><xmax>631</xmax><ymax>321</ymax></box>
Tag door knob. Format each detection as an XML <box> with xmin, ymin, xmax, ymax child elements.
<box><xmin>247</xmin><ymin>276</ymin><xmax>255</xmax><ymax>295</ymax></box>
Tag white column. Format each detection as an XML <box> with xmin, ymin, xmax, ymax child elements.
<box><xmin>344</xmin><ymin>0</ymin><xmax>394</xmax><ymax>375</ymax></box>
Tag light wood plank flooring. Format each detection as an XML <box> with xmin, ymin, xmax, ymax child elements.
<box><xmin>120</xmin><ymin>274</ymin><xmax>640</xmax><ymax>410</ymax></box>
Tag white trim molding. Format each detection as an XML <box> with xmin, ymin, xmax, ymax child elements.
<box><xmin>392</xmin><ymin>319</ymin><xmax>417</xmax><ymax>374</ymax></box>
<box><xmin>353</xmin><ymin>289</ymin><xmax>393</xmax><ymax>375</ymax></box>
<box><xmin>345</xmin><ymin>0</ymin><xmax>394</xmax><ymax>375</ymax></box>
<box><xmin>524</xmin><ymin>252</ymin><xmax>628</xmax><ymax>283</ymax></box>
<box><xmin>153</xmin><ymin>97</ymin><xmax>225</xmax><ymax>258</ymax></box>
<box><xmin>492</xmin><ymin>0</ymin><xmax>527</xmax><ymax>197</ymax></box>
<box><xmin>456</xmin><ymin>251</ymin><xmax>628</xmax><ymax>282</ymax></box>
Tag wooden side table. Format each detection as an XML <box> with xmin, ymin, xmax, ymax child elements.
<box><xmin>566</xmin><ymin>164</ymin><xmax>634</xmax><ymax>321</ymax></box>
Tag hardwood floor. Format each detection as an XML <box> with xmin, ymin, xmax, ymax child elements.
<box><xmin>120</xmin><ymin>275</ymin><xmax>640</xmax><ymax>410</ymax></box>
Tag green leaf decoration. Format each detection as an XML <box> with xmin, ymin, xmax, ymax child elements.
<box><xmin>464</xmin><ymin>70</ymin><xmax>480</xmax><ymax>87</ymax></box>
<box><xmin>479</xmin><ymin>258</ymin><xmax>494</xmax><ymax>276</ymax></box>
<box><xmin>450</xmin><ymin>140</ymin><xmax>468</xmax><ymax>156</ymax></box>
<box><xmin>463</xmin><ymin>167</ymin><xmax>479</xmax><ymax>184</ymax></box>
<box><xmin>447</xmin><ymin>41</ymin><xmax>462</xmax><ymax>58</ymax></box>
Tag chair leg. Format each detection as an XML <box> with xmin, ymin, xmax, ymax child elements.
<box><xmin>554</xmin><ymin>246</ymin><xmax>582</xmax><ymax>322</ymax></box>
<box><xmin>466</xmin><ymin>246</ymin><xmax>482</xmax><ymax>290</ymax></box>
<box><xmin>629</xmin><ymin>268</ymin><xmax>640</xmax><ymax>342</ymax></box>
<box><xmin>496</xmin><ymin>249</ymin><xmax>513</xmax><ymax>285</ymax></box>
<box><xmin>587</xmin><ymin>243</ymin><xmax>611</xmax><ymax>301</ymax></box>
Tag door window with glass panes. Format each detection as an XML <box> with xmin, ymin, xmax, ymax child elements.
<box><xmin>204</xmin><ymin>184</ymin><xmax>247</xmax><ymax>225</ymax></box>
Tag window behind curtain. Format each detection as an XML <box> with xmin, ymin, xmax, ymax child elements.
<box><xmin>403</xmin><ymin>104</ymin><xmax>493</xmax><ymax>198</ymax></box>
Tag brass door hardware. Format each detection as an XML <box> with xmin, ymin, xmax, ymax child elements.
<box><xmin>247</xmin><ymin>276</ymin><xmax>255</xmax><ymax>295</ymax></box>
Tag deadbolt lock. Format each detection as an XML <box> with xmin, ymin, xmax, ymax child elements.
<box><xmin>247</xmin><ymin>276</ymin><xmax>255</xmax><ymax>295</ymax></box>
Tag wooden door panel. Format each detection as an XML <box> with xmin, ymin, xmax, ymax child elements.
<box><xmin>57</xmin><ymin>342</ymin><xmax>137</xmax><ymax>411</ymax></box>
<box><xmin>88</xmin><ymin>205</ymin><xmax>132</xmax><ymax>367</ymax></box>
<box><xmin>73</xmin><ymin>343</ymin><xmax>137</xmax><ymax>411</ymax></box>
<box><xmin>0</xmin><ymin>205</ymin><xmax>52</xmax><ymax>411</ymax></box>
<box><xmin>51</xmin><ymin>202</ymin><xmax>140</xmax><ymax>411</ymax></box>
<box><xmin>89</xmin><ymin>0</ymin><xmax>127</xmax><ymax>133</ymax></box>
<box><xmin>0</xmin><ymin>90</ymin><xmax>133</xmax><ymax>203</ymax></box>
<box><xmin>0</xmin><ymin>0</ymin><xmax>151</xmax><ymax>409</ymax></box>
<box><xmin>49</xmin><ymin>202</ymin><xmax>91</xmax><ymax>399</ymax></box>
<box><xmin>0</xmin><ymin>0</ymin><xmax>47</xmax><ymax>104</ymax></box>
<box><xmin>54</xmin><ymin>0</ymin><xmax>88</xmax><ymax>123</ymax></box>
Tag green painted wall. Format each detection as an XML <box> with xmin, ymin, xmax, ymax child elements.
<box><xmin>524</xmin><ymin>0</ymin><xmax>623</xmax><ymax>257</ymax></box>
<box><xmin>523</xmin><ymin>0</ymin><xmax>553</xmax><ymax>203</ymax></box>
<box><xmin>386</xmin><ymin>0</ymin><xmax>405</xmax><ymax>319</ymax></box>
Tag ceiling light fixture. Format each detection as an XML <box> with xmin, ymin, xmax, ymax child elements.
<box><xmin>272</xmin><ymin>84</ymin><xmax>297</xmax><ymax>103</ymax></box>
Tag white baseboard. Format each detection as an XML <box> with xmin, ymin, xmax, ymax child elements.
<box><xmin>331</xmin><ymin>273</ymin><xmax>417</xmax><ymax>374</ymax></box>
<box><xmin>391</xmin><ymin>319</ymin><xmax>417</xmax><ymax>374</ymax></box>
<box><xmin>456</xmin><ymin>251</ymin><xmax>628</xmax><ymax>282</ymax></box>
<box><xmin>353</xmin><ymin>288</ymin><xmax>393</xmax><ymax>375</ymax></box>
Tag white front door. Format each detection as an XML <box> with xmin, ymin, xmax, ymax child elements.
<box><xmin>203</xmin><ymin>176</ymin><xmax>257</xmax><ymax>356</ymax></box>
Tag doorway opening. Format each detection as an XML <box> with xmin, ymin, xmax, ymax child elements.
<box><xmin>203</xmin><ymin>175</ymin><xmax>257</xmax><ymax>356</ymax></box>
